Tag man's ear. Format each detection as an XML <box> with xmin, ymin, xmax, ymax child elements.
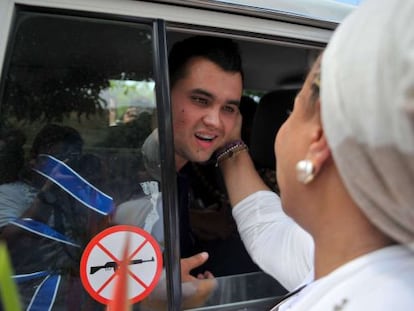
<box><xmin>307</xmin><ymin>127</ymin><xmax>331</xmax><ymax>177</ymax></box>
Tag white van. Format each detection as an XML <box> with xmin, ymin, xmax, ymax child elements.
<box><xmin>0</xmin><ymin>1</ymin><xmax>356</xmax><ymax>310</ymax></box>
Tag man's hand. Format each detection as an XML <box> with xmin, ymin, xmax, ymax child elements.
<box><xmin>180</xmin><ymin>252</ymin><xmax>217</xmax><ymax>309</ymax></box>
<box><xmin>141</xmin><ymin>252</ymin><xmax>217</xmax><ymax>310</ymax></box>
<box><xmin>181</xmin><ymin>251</ymin><xmax>213</xmax><ymax>281</ymax></box>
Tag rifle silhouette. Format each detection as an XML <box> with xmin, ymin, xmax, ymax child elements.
<box><xmin>90</xmin><ymin>256</ymin><xmax>154</xmax><ymax>274</ymax></box>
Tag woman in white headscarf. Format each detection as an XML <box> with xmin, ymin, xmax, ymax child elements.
<box><xmin>218</xmin><ymin>0</ymin><xmax>414</xmax><ymax>309</ymax></box>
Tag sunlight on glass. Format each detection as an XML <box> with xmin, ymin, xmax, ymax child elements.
<box><xmin>100</xmin><ymin>80</ymin><xmax>156</xmax><ymax>126</ymax></box>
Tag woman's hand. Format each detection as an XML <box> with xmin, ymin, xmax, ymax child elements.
<box><xmin>227</xmin><ymin>111</ymin><xmax>243</xmax><ymax>144</ymax></box>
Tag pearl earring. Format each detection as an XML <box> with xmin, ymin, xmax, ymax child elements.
<box><xmin>296</xmin><ymin>160</ymin><xmax>315</xmax><ymax>184</ymax></box>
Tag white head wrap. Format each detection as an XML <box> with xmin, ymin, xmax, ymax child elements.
<box><xmin>321</xmin><ymin>0</ymin><xmax>414</xmax><ymax>246</ymax></box>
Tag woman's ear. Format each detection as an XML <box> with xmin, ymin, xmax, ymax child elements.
<box><xmin>307</xmin><ymin>128</ymin><xmax>331</xmax><ymax>177</ymax></box>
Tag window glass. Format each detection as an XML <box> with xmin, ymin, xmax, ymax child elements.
<box><xmin>0</xmin><ymin>9</ymin><xmax>162</xmax><ymax>310</ymax></box>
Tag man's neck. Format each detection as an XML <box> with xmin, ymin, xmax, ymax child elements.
<box><xmin>175</xmin><ymin>155</ymin><xmax>188</xmax><ymax>172</ymax></box>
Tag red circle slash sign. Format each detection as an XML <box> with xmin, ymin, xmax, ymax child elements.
<box><xmin>80</xmin><ymin>225</ymin><xmax>163</xmax><ymax>305</ymax></box>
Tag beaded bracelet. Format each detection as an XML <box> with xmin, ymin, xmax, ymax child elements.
<box><xmin>215</xmin><ymin>140</ymin><xmax>248</xmax><ymax>166</ymax></box>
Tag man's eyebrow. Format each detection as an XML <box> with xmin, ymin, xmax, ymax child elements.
<box><xmin>191</xmin><ymin>88</ymin><xmax>214</xmax><ymax>99</ymax></box>
<box><xmin>227</xmin><ymin>99</ymin><xmax>240</xmax><ymax>107</ymax></box>
<box><xmin>191</xmin><ymin>88</ymin><xmax>240</xmax><ymax>107</ymax></box>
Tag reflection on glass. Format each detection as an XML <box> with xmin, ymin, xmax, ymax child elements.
<box><xmin>101</xmin><ymin>80</ymin><xmax>156</xmax><ymax>127</ymax></box>
<box><xmin>0</xmin><ymin>9</ymin><xmax>157</xmax><ymax>310</ymax></box>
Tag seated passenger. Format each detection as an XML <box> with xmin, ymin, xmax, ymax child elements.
<box><xmin>0</xmin><ymin>126</ymin><xmax>37</xmax><ymax>230</ymax></box>
<box><xmin>1</xmin><ymin>124</ymin><xmax>110</xmax><ymax>310</ymax></box>
<box><xmin>115</xmin><ymin>35</ymin><xmax>245</xmax><ymax>274</ymax></box>
<box><xmin>115</xmin><ymin>34</ymin><xmax>253</xmax><ymax>308</ymax></box>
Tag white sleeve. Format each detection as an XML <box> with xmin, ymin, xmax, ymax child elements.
<box><xmin>232</xmin><ymin>191</ymin><xmax>314</xmax><ymax>291</ymax></box>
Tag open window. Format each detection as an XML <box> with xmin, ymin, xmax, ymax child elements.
<box><xmin>164</xmin><ymin>29</ymin><xmax>321</xmax><ymax>310</ymax></box>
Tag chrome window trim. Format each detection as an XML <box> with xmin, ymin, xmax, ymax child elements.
<box><xmin>145</xmin><ymin>0</ymin><xmax>356</xmax><ymax>29</ymax></box>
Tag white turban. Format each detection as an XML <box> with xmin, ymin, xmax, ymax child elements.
<box><xmin>321</xmin><ymin>0</ymin><xmax>414</xmax><ymax>246</ymax></box>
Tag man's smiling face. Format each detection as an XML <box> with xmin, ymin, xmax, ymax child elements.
<box><xmin>171</xmin><ymin>57</ymin><xmax>243</xmax><ymax>170</ymax></box>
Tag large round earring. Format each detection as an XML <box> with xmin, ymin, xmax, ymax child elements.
<box><xmin>296</xmin><ymin>160</ymin><xmax>315</xmax><ymax>184</ymax></box>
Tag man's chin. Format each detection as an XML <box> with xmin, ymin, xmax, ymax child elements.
<box><xmin>191</xmin><ymin>153</ymin><xmax>214</xmax><ymax>165</ymax></box>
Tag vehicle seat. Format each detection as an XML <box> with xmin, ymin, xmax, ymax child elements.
<box><xmin>249</xmin><ymin>89</ymin><xmax>297</xmax><ymax>193</ymax></box>
<box><xmin>239</xmin><ymin>95</ymin><xmax>257</xmax><ymax>147</ymax></box>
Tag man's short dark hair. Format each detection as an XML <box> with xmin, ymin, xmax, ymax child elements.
<box><xmin>168</xmin><ymin>35</ymin><xmax>243</xmax><ymax>88</ymax></box>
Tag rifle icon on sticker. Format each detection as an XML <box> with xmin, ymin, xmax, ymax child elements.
<box><xmin>90</xmin><ymin>257</ymin><xmax>155</xmax><ymax>274</ymax></box>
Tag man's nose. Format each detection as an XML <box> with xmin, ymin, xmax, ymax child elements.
<box><xmin>203</xmin><ymin>108</ymin><xmax>221</xmax><ymax>128</ymax></box>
